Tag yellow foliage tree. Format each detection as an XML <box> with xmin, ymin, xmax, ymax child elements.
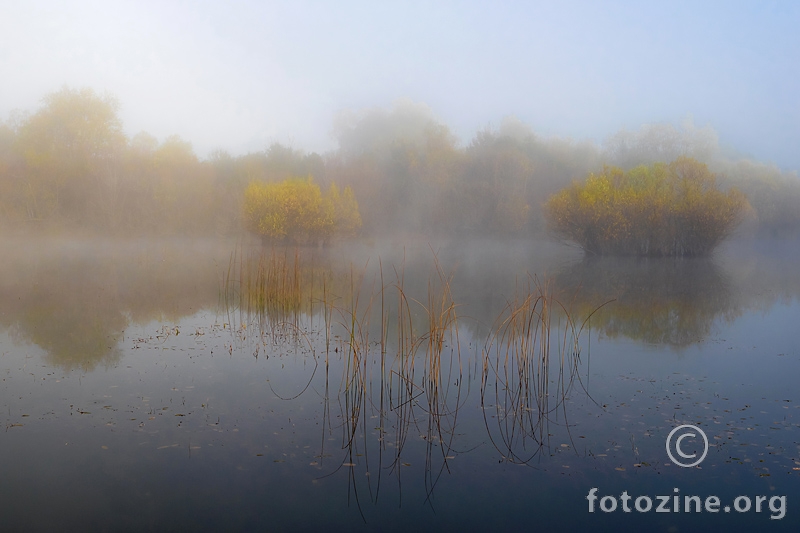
<box><xmin>14</xmin><ymin>87</ymin><xmax>126</xmax><ymax>224</ymax></box>
<box><xmin>545</xmin><ymin>157</ymin><xmax>749</xmax><ymax>256</ymax></box>
<box><xmin>326</xmin><ymin>183</ymin><xmax>362</xmax><ymax>238</ymax></box>
<box><xmin>243</xmin><ymin>177</ymin><xmax>361</xmax><ymax>243</ymax></box>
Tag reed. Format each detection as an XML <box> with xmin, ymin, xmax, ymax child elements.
<box><xmin>223</xmin><ymin>244</ymin><xmax>597</xmax><ymax>502</ymax></box>
<box><xmin>319</xmin><ymin>250</ymin><xmax>466</xmax><ymax>507</ymax></box>
<box><xmin>221</xmin><ymin>244</ymin><xmax>356</xmax><ymax>341</ymax></box>
<box><xmin>480</xmin><ymin>275</ymin><xmax>601</xmax><ymax>464</ymax></box>
<box><xmin>222</xmin><ymin>245</ymin><xmax>300</xmax><ymax>332</ymax></box>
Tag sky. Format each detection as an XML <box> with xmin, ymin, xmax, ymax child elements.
<box><xmin>1</xmin><ymin>0</ymin><xmax>798</xmax><ymax>170</ymax></box>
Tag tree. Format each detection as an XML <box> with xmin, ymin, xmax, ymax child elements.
<box><xmin>459</xmin><ymin>130</ymin><xmax>533</xmax><ymax>234</ymax></box>
<box><xmin>14</xmin><ymin>87</ymin><xmax>126</xmax><ymax>225</ymax></box>
<box><xmin>545</xmin><ymin>157</ymin><xmax>749</xmax><ymax>256</ymax></box>
<box><xmin>150</xmin><ymin>135</ymin><xmax>216</xmax><ymax>233</ymax></box>
<box><xmin>329</xmin><ymin>100</ymin><xmax>456</xmax><ymax>234</ymax></box>
<box><xmin>244</xmin><ymin>177</ymin><xmax>357</xmax><ymax>243</ymax></box>
<box><xmin>326</xmin><ymin>183</ymin><xmax>362</xmax><ymax>238</ymax></box>
<box><xmin>0</xmin><ymin>120</ymin><xmax>25</xmax><ymax>222</ymax></box>
<box><xmin>603</xmin><ymin>119</ymin><xmax>719</xmax><ymax>170</ymax></box>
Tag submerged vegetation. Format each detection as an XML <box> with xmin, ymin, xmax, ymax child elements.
<box><xmin>545</xmin><ymin>157</ymin><xmax>749</xmax><ymax>256</ymax></box>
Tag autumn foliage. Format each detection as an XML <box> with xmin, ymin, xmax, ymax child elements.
<box><xmin>3</xmin><ymin>87</ymin><xmax>799</xmax><ymax>240</ymax></box>
<box><xmin>243</xmin><ymin>177</ymin><xmax>361</xmax><ymax>244</ymax></box>
<box><xmin>545</xmin><ymin>158</ymin><xmax>749</xmax><ymax>256</ymax></box>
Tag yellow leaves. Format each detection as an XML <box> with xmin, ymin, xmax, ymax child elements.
<box><xmin>243</xmin><ymin>177</ymin><xmax>362</xmax><ymax>243</ymax></box>
<box><xmin>331</xmin><ymin>184</ymin><xmax>362</xmax><ymax>237</ymax></box>
<box><xmin>545</xmin><ymin>158</ymin><xmax>749</xmax><ymax>256</ymax></box>
<box><xmin>154</xmin><ymin>135</ymin><xmax>198</xmax><ymax>170</ymax></box>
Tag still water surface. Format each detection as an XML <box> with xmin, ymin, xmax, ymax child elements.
<box><xmin>1</xmin><ymin>237</ymin><xmax>798</xmax><ymax>531</ymax></box>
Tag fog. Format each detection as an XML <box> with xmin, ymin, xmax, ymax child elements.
<box><xmin>1</xmin><ymin>87</ymin><xmax>798</xmax><ymax>241</ymax></box>
<box><xmin>6</xmin><ymin>6</ymin><xmax>800</xmax><ymax>530</ymax></box>
<box><xmin>2</xmin><ymin>1</ymin><xmax>799</xmax><ymax>169</ymax></box>
<box><xmin>2</xmin><ymin>5</ymin><xmax>800</xmax><ymax>251</ymax></box>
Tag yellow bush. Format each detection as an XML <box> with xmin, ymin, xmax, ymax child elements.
<box><xmin>545</xmin><ymin>157</ymin><xmax>749</xmax><ymax>256</ymax></box>
<box><xmin>326</xmin><ymin>183</ymin><xmax>362</xmax><ymax>237</ymax></box>
<box><xmin>243</xmin><ymin>177</ymin><xmax>361</xmax><ymax>243</ymax></box>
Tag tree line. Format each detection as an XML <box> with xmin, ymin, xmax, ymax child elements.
<box><xmin>0</xmin><ymin>87</ymin><xmax>798</xmax><ymax>239</ymax></box>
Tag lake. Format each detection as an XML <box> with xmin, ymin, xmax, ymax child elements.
<box><xmin>1</xmin><ymin>236</ymin><xmax>798</xmax><ymax>532</ymax></box>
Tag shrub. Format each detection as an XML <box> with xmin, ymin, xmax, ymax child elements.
<box><xmin>243</xmin><ymin>177</ymin><xmax>361</xmax><ymax>243</ymax></box>
<box><xmin>545</xmin><ymin>157</ymin><xmax>749</xmax><ymax>256</ymax></box>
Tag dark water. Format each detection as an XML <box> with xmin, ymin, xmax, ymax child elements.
<box><xmin>1</xmin><ymin>236</ymin><xmax>798</xmax><ymax>532</ymax></box>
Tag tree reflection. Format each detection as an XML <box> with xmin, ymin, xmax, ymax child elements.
<box><xmin>4</xmin><ymin>235</ymin><xmax>799</xmax><ymax>372</ymax></box>
<box><xmin>0</xmin><ymin>238</ymin><xmax>224</xmax><ymax>370</ymax></box>
<box><xmin>554</xmin><ymin>255</ymin><xmax>737</xmax><ymax>347</ymax></box>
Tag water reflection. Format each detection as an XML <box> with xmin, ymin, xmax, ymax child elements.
<box><xmin>0</xmin><ymin>238</ymin><xmax>225</xmax><ymax>370</ymax></box>
<box><xmin>2</xmin><ymin>237</ymin><xmax>799</xmax><ymax>530</ymax></box>
<box><xmin>7</xmin><ymin>266</ymin><xmax>127</xmax><ymax>369</ymax></box>
<box><xmin>480</xmin><ymin>279</ymin><xmax>591</xmax><ymax>464</ymax></box>
<box><xmin>222</xmin><ymin>251</ymin><xmax>604</xmax><ymax>507</ymax></box>
<box><xmin>554</xmin><ymin>256</ymin><xmax>737</xmax><ymax>347</ymax></box>
<box><xmin>3</xmin><ymin>237</ymin><xmax>800</xmax><ymax>371</ymax></box>
<box><xmin>292</xmin><ymin>253</ymin><xmax>466</xmax><ymax>512</ymax></box>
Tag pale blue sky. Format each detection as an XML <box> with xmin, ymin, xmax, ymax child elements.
<box><xmin>1</xmin><ymin>0</ymin><xmax>798</xmax><ymax>169</ymax></box>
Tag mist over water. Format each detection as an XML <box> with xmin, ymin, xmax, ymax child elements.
<box><xmin>1</xmin><ymin>235</ymin><xmax>799</xmax><ymax>531</ymax></box>
<box><xmin>2</xmin><ymin>3</ymin><xmax>800</xmax><ymax>531</ymax></box>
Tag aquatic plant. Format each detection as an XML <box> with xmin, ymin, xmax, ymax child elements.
<box><xmin>481</xmin><ymin>276</ymin><xmax>602</xmax><ymax>464</ymax></box>
<box><xmin>221</xmin><ymin>244</ymin><xmax>352</xmax><ymax>338</ymax></box>
<box><xmin>222</xmin><ymin>245</ymin><xmax>597</xmax><ymax>501</ymax></box>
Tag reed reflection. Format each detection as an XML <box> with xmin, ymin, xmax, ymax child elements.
<box><xmin>480</xmin><ymin>277</ymin><xmax>596</xmax><ymax>465</ymax></box>
<box><xmin>314</xmin><ymin>254</ymin><xmax>466</xmax><ymax>515</ymax></box>
<box><xmin>224</xmin><ymin>247</ymin><xmax>601</xmax><ymax>509</ymax></box>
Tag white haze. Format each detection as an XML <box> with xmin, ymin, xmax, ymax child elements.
<box><xmin>1</xmin><ymin>0</ymin><xmax>798</xmax><ymax>170</ymax></box>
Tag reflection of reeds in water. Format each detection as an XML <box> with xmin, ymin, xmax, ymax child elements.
<box><xmin>481</xmin><ymin>276</ymin><xmax>598</xmax><ymax>464</ymax></box>
<box><xmin>222</xmin><ymin>246</ymin><xmax>595</xmax><ymax>510</ymax></box>
<box><xmin>222</xmin><ymin>246</ymin><xmax>301</xmax><ymax>331</ymax></box>
<box><xmin>413</xmin><ymin>252</ymin><xmax>462</xmax><ymax>500</ymax></box>
<box><xmin>221</xmin><ymin>245</ymin><xmax>347</xmax><ymax>339</ymax></box>
<box><xmin>313</xmin><ymin>251</ymin><xmax>464</xmax><ymax>515</ymax></box>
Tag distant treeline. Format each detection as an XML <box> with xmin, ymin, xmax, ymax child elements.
<box><xmin>0</xmin><ymin>87</ymin><xmax>798</xmax><ymax>238</ymax></box>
